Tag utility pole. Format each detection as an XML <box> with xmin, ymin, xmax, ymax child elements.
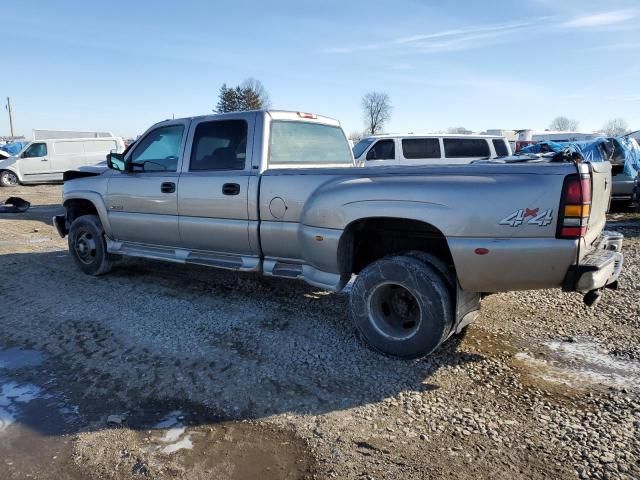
<box><xmin>6</xmin><ymin>97</ymin><xmax>14</xmax><ymax>137</ymax></box>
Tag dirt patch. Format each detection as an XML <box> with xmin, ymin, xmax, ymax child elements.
<box><xmin>74</xmin><ymin>421</ymin><xmax>315</xmax><ymax>480</ymax></box>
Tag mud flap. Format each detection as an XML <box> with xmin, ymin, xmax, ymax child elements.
<box><xmin>450</xmin><ymin>283</ymin><xmax>481</xmax><ymax>336</ymax></box>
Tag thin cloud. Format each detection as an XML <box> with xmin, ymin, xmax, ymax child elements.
<box><xmin>561</xmin><ymin>9</ymin><xmax>637</xmax><ymax>28</ymax></box>
<box><xmin>321</xmin><ymin>19</ymin><xmax>545</xmax><ymax>54</ymax></box>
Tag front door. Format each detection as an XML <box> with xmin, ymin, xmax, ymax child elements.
<box><xmin>178</xmin><ymin>114</ymin><xmax>257</xmax><ymax>258</ymax></box>
<box><xmin>363</xmin><ymin>139</ymin><xmax>396</xmax><ymax>166</ymax></box>
<box><xmin>19</xmin><ymin>142</ymin><xmax>53</xmax><ymax>181</ymax></box>
<box><xmin>107</xmin><ymin>121</ymin><xmax>188</xmax><ymax>247</ymax></box>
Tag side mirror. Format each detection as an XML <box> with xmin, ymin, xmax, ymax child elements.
<box><xmin>107</xmin><ymin>152</ymin><xmax>127</xmax><ymax>171</ymax></box>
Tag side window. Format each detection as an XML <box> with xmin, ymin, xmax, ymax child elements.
<box><xmin>130</xmin><ymin>125</ymin><xmax>184</xmax><ymax>172</ymax></box>
<box><xmin>190</xmin><ymin>120</ymin><xmax>247</xmax><ymax>171</ymax></box>
<box><xmin>443</xmin><ymin>138</ymin><xmax>490</xmax><ymax>158</ymax></box>
<box><xmin>22</xmin><ymin>143</ymin><xmax>48</xmax><ymax>158</ymax></box>
<box><xmin>402</xmin><ymin>138</ymin><xmax>441</xmax><ymax>159</ymax></box>
<box><xmin>492</xmin><ymin>139</ymin><xmax>509</xmax><ymax>157</ymax></box>
<box><xmin>366</xmin><ymin>139</ymin><xmax>395</xmax><ymax>160</ymax></box>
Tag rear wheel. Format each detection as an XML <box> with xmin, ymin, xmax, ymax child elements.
<box><xmin>350</xmin><ymin>255</ymin><xmax>453</xmax><ymax>358</ymax></box>
<box><xmin>0</xmin><ymin>170</ymin><xmax>18</xmax><ymax>187</ymax></box>
<box><xmin>68</xmin><ymin>215</ymin><xmax>114</xmax><ymax>276</ymax></box>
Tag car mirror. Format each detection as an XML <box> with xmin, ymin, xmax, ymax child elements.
<box><xmin>107</xmin><ymin>152</ymin><xmax>127</xmax><ymax>171</ymax></box>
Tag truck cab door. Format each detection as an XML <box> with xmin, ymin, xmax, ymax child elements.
<box><xmin>106</xmin><ymin>121</ymin><xmax>188</xmax><ymax>247</ymax></box>
<box><xmin>177</xmin><ymin>112</ymin><xmax>258</xmax><ymax>268</ymax></box>
<box><xmin>18</xmin><ymin>142</ymin><xmax>52</xmax><ymax>181</ymax></box>
<box><xmin>364</xmin><ymin>139</ymin><xmax>396</xmax><ymax>166</ymax></box>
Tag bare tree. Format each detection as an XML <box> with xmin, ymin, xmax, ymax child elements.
<box><xmin>348</xmin><ymin>131</ymin><xmax>362</xmax><ymax>142</ymax></box>
<box><xmin>241</xmin><ymin>77</ymin><xmax>271</xmax><ymax>109</ymax></box>
<box><xmin>602</xmin><ymin>117</ymin><xmax>629</xmax><ymax>137</ymax></box>
<box><xmin>361</xmin><ymin>92</ymin><xmax>392</xmax><ymax>135</ymax></box>
<box><xmin>549</xmin><ymin>116</ymin><xmax>579</xmax><ymax>131</ymax></box>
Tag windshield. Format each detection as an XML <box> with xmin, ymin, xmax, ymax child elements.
<box><xmin>352</xmin><ymin>138</ymin><xmax>374</xmax><ymax>159</ymax></box>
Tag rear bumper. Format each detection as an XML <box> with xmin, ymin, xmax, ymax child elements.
<box><xmin>612</xmin><ymin>175</ymin><xmax>634</xmax><ymax>200</ymax></box>
<box><xmin>562</xmin><ymin>231</ymin><xmax>623</xmax><ymax>292</ymax></box>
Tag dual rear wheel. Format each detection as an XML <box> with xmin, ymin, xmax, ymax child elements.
<box><xmin>349</xmin><ymin>255</ymin><xmax>454</xmax><ymax>358</ymax></box>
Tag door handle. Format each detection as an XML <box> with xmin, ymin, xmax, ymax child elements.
<box><xmin>41</xmin><ymin>158</ymin><xmax>48</xmax><ymax>162</ymax></box>
<box><xmin>222</xmin><ymin>183</ymin><xmax>240</xmax><ymax>195</ymax></box>
<box><xmin>161</xmin><ymin>182</ymin><xmax>176</xmax><ymax>193</ymax></box>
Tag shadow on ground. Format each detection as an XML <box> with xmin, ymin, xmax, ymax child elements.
<box><xmin>0</xmin><ymin>250</ymin><xmax>483</xmax><ymax>443</ymax></box>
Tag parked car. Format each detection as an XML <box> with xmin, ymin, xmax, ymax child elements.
<box><xmin>0</xmin><ymin>136</ymin><xmax>125</xmax><ymax>187</ymax></box>
<box><xmin>352</xmin><ymin>134</ymin><xmax>511</xmax><ymax>166</ymax></box>
<box><xmin>54</xmin><ymin>110</ymin><xmax>622</xmax><ymax>358</ymax></box>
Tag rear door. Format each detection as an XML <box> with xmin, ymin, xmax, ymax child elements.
<box><xmin>399</xmin><ymin>137</ymin><xmax>442</xmax><ymax>165</ymax></box>
<box><xmin>178</xmin><ymin>112</ymin><xmax>258</xmax><ymax>260</ymax></box>
<box><xmin>443</xmin><ymin>138</ymin><xmax>491</xmax><ymax>164</ymax></box>
<box><xmin>107</xmin><ymin>121</ymin><xmax>188</xmax><ymax>247</ymax></box>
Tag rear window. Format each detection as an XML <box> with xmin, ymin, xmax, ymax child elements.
<box><xmin>492</xmin><ymin>139</ymin><xmax>509</xmax><ymax>157</ymax></box>
<box><xmin>443</xmin><ymin>138</ymin><xmax>490</xmax><ymax>158</ymax></box>
<box><xmin>269</xmin><ymin>121</ymin><xmax>352</xmax><ymax>166</ymax></box>
<box><xmin>402</xmin><ymin>138</ymin><xmax>441</xmax><ymax>159</ymax></box>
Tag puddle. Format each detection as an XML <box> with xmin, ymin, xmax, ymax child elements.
<box><xmin>0</xmin><ymin>348</ymin><xmax>43</xmax><ymax>370</ymax></box>
<box><xmin>515</xmin><ymin>339</ymin><xmax>640</xmax><ymax>391</ymax></box>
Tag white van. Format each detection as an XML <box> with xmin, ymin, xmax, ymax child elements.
<box><xmin>0</xmin><ymin>137</ymin><xmax>125</xmax><ymax>186</ymax></box>
<box><xmin>352</xmin><ymin>134</ymin><xmax>512</xmax><ymax>166</ymax></box>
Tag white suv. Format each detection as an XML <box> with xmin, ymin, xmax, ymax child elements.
<box><xmin>353</xmin><ymin>134</ymin><xmax>512</xmax><ymax>166</ymax></box>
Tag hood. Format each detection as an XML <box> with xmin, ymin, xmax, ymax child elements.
<box><xmin>62</xmin><ymin>162</ymin><xmax>109</xmax><ymax>182</ymax></box>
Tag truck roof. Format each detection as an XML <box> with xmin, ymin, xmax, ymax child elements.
<box><xmin>162</xmin><ymin>110</ymin><xmax>341</xmax><ymax>127</ymax></box>
<box><xmin>364</xmin><ymin>133</ymin><xmax>506</xmax><ymax>139</ymax></box>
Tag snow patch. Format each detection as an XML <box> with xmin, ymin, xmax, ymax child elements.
<box><xmin>516</xmin><ymin>339</ymin><xmax>640</xmax><ymax>390</ymax></box>
<box><xmin>161</xmin><ymin>435</ymin><xmax>193</xmax><ymax>454</ymax></box>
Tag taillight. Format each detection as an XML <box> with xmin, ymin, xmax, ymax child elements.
<box><xmin>297</xmin><ymin>112</ymin><xmax>317</xmax><ymax>119</ymax></box>
<box><xmin>557</xmin><ymin>174</ymin><xmax>591</xmax><ymax>239</ymax></box>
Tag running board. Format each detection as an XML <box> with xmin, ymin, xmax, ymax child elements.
<box><xmin>106</xmin><ymin>239</ymin><xmax>260</xmax><ymax>272</ymax></box>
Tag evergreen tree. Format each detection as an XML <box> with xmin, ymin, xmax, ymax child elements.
<box><xmin>215</xmin><ymin>79</ymin><xmax>270</xmax><ymax>113</ymax></box>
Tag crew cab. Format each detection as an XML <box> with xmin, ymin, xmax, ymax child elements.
<box><xmin>53</xmin><ymin>110</ymin><xmax>623</xmax><ymax>358</ymax></box>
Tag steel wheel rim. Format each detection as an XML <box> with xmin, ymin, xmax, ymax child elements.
<box><xmin>2</xmin><ymin>171</ymin><xmax>17</xmax><ymax>186</ymax></box>
<box><xmin>367</xmin><ymin>282</ymin><xmax>421</xmax><ymax>340</ymax></box>
<box><xmin>74</xmin><ymin>230</ymin><xmax>97</xmax><ymax>264</ymax></box>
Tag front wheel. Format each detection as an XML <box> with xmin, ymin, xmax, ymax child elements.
<box><xmin>349</xmin><ymin>255</ymin><xmax>453</xmax><ymax>358</ymax></box>
<box><xmin>0</xmin><ymin>170</ymin><xmax>19</xmax><ymax>187</ymax></box>
<box><xmin>68</xmin><ymin>215</ymin><xmax>114</xmax><ymax>276</ymax></box>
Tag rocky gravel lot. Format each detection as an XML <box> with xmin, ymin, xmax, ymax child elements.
<box><xmin>0</xmin><ymin>184</ymin><xmax>638</xmax><ymax>479</ymax></box>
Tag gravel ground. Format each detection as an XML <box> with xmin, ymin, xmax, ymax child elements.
<box><xmin>0</xmin><ymin>184</ymin><xmax>638</xmax><ymax>479</ymax></box>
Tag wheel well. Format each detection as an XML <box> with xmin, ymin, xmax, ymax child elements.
<box><xmin>338</xmin><ymin>217</ymin><xmax>454</xmax><ymax>277</ymax></box>
<box><xmin>64</xmin><ymin>199</ymin><xmax>99</xmax><ymax>224</ymax></box>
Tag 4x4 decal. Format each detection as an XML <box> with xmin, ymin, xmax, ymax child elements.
<box><xmin>499</xmin><ymin>208</ymin><xmax>553</xmax><ymax>227</ymax></box>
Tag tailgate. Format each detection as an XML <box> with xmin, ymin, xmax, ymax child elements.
<box><xmin>585</xmin><ymin>161</ymin><xmax>612</xmax><ymax>246</ymax></box>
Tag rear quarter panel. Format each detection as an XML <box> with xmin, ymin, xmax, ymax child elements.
<box><xmin>259</xmin><ymin>163</ymin><xmax>577</xmax><ymax>292</ymax></box>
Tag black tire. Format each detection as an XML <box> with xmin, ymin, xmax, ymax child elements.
<box><xmin>0</xmin><ymin>170</ymin><xmax>19</xmax><ymax>187</ymax></box>
<box><xmin>350</xmin><ymin>255</ymin><xmax>453</xmax><ymax>358</ymax></box>
<box><xmin>68</xmin><ymin>215</ymin><xmax>114</xmax><ymax>276</ymax></box>
<box><xmin>404</xmin><ymin>251</ymin><xmax>456</xmax><ymax>295</ymax></box>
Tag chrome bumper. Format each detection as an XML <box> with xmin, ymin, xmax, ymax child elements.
<box><xmin>563</xmin><ymin>231</ymin><xmax>623</xmax><ymax>293</ymax></box>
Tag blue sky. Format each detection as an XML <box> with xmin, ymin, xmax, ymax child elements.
<box><xmin>3</xmin><ymin>0</ymin><xmax>640</xmax><ymax>138</ymax></box>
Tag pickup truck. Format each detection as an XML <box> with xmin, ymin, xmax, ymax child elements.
<box><xmin>53</xmin><ymin>110</ymin><xmax>624</xmax><ymax>358</ymax></box>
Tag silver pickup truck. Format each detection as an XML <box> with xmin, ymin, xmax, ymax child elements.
<box><xmin>53</xmin><ymin>110</ymin><xmax>624</xmax><ymax>358</ymax></box>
